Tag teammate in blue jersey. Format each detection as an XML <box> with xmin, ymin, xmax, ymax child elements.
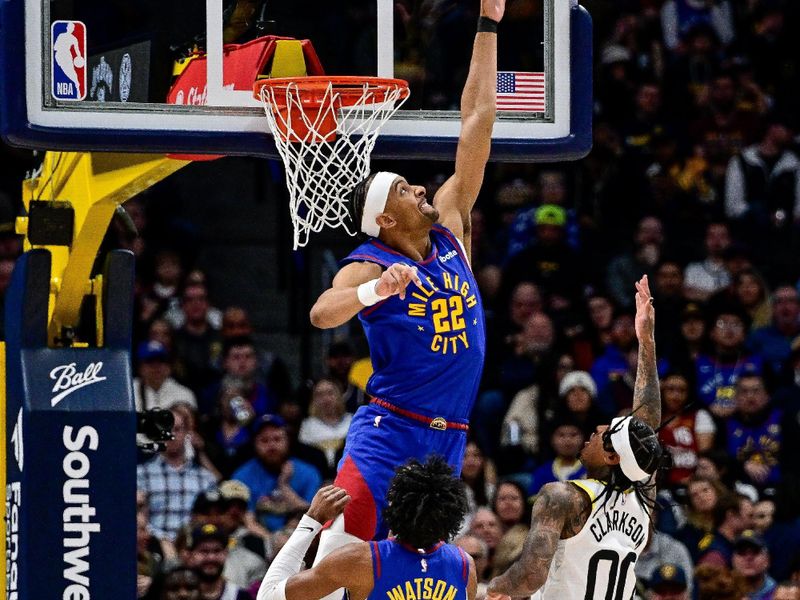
<box><xmin>256</xmin><ymin>456</ymin><xmax>476</xmax><ymax>600</ymax></box>
<box><xmin>307</xmin><ymin>0</ymin><xmax>504</xmax><ymax>573</ymax></box>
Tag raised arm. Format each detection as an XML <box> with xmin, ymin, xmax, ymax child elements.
<box><xmin>633</xmin><ymin>275</ymin><xmax>661</xmax><ymax>429</ymax></box>
<box><xmin>486</xmin><ymin>482</ymin><xmax>587</xmax><ymax>598</ymax></box>
<box><xmin>433</xmin><ymin>0</ymin><xmax>505</xmax><ymax>259</ymax></box>
<box><xmin>309</xmin><ymin>261</ymin><xmax>422</xmax><ymax>329</ymax></box>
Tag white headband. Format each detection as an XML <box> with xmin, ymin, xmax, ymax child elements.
<box><xmin>361</xmin><ymin>171</ymin><xmax>399</xmax><ymax>237</ymax></box>
<box><xmin>609</xmin><ymin>416</ymin><xmax>651</xmax><ymax>483</ymax></box>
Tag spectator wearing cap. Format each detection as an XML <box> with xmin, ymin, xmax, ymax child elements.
<box><xmin>500</xmin><ymin>203</ymin><xmax>583</xmax><ymax>312</ymax></box>
<box><xmin>134</xmin><ymin>340</ymin><xmax>197</xmax><ymax>412</ymax></box>
<box><xmin>695</xmin><ymin>307</ymin><xmax>764</xmax><ymax>418</ymax></box>
<box><xmin>732</xmin><ymin>530</ymin><xmax>777</xmax><ymax>600</ymax></box>
<box><xmin>190</xmin><ymin>488</ymin><xmax>225</xmax><ymax>529</ymax></box>
<box><xmin>218</xmin><ymin>480</ymin><xmax>271</xmax><ymax>561</ymax></box>
<box><xmin>606</xmin><ymin>216</ymin><xmax>665</xmax><ymax>311</ymax></box>
<box><xmin>505</xmin><ymin>171</ymin><xmax>581</xmax><ymax>260</ymax></box>
<box><xmin>636</xmin><ymin>509</ymin><xmax>695</xmax><ymax>599</ymax></box>
<box><xmin>527</xmin><ymin>415</ymin><xmax>586</xmax><ymax>495</ymax></box>
<box><xmin>183</xmin><ymin>485</ymin><xmax>267</xmax><ymax>591</ymax></box>
<box><xmin>555</xmin><ymin>371</ymin><xmax>605</xmax><ymax>440</ymax></box>
<box><xmin>231</xmin><ymin>415</ymin><xmax>321</xmax><ymax>532</ymax></box>
<box><xmin>647</xmin><ymin>563</ymin><xmax>691</xmax><ymax>600</ymax></box>
<box><xmin>182</xmin><ymin>523</ymin><xmax>252</xmax><ymax>600</ymax></box>
<box><xmin>723</xmin><ymin>373</ymin><xmax>782</xmax><ymax>489</ymax></box>
<box><xmin>137</xmin><ymin>408</ymin><xmax>219</xmax><ymax>543</ymax></box>
<box><xmin>658</xmin><ymin>372</ymin><xmax>716</xmax><ymax>488</ymax></box>
<box><xmin>748</xmin><ymin>285</ymin><xmax>800</xmax><ymax>379</ymax></box>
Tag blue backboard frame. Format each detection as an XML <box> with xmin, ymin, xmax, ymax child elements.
<box><xmin>0</xmin><ymin>0</ymin><xmax>591</xmax><ymax>162</ymax></box>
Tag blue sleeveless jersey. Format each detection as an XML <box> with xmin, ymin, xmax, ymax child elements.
<box><xmin>341</xmin><ymin>225</ymin><xmax>486</xmax><ymax>422</ymax></box>
<box><xmin>368</xmin><ymin>539</ymin><xmax>470</xmax><ymax>600</ymax></box>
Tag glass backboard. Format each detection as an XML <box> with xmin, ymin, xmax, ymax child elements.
<box><xmin>0</xmin><ymin>0</ymin><xmax>591</xmax><ymax>161</ymax></box>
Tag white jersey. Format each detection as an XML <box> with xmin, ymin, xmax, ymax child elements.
<box><xmin>531</xmin><ymin>479</ymin><xmax>651</xmax><ymax>600</ymax></box>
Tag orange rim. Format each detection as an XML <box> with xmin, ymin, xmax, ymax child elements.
<box><xmin>254</xmin><ymin>76</ymin><xmax>409</xmax><ymax>106</ymax></box>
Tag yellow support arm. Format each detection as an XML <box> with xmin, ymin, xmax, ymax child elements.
<box><xmin>18</xmin><ymin>152</ymin><xmax>190</xmax><ymax>345</ymax></box>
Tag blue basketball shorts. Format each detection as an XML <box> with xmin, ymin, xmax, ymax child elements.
<box><xmin>332</xmin><ymin>402</ymin><xmax>467</xmax><ymax>541</ymax></box>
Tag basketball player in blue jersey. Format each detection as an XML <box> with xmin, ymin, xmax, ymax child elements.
<box><xmin>256</xmin><ymin>456</ymin><xmax>476</xmax><ymax>600</ymax></box>
<box><xmin>307</xmin><ymin>0</ymin><xmax>505</xmax><ymax>577</ymax></box>
<box><xmin>486</xmin><ymin>276</ymin><xmax>667</xmax><ymax>600</ymax></box>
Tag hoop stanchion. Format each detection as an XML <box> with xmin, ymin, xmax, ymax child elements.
<box><xmin>254</xmin><ymin>76</ymin><xmax>409</xmax><ymax>249</ymax></box>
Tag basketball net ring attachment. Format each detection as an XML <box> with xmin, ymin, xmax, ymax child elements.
<box><xmin>254</xmin><ymin>76</ymin><xmax>410</xmax><ymax>249</ymax></box>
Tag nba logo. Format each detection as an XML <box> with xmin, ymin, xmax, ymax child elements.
<box><xmin>51</xmin><ymin>21</ymin><xmax>87</xmax><ymax>101</ymax></box>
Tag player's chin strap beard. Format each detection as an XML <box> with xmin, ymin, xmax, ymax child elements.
<box><xmin>361</xmin><ymin>171</ymin><xmax>399</xmax><ymax>237</ymax></box>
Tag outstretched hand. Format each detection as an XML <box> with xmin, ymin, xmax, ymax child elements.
<box><xmin>634</xmin><ymin>275</ymin><xmax>655</xmax><ymax>341</ymax></box>
<box><xmin>375</xmin><ymin>263</ymin><xmax>423</xmax><ymax>300</ymax></box>
<box><xmin>306</xmin><ymin>485</ymin><xmax>350</xmax><ymax>524</ymax></box>
<box><xmin>480</xmin><ymin>0</ymin><xmax>505</xmax><ymax>22</ymax></box>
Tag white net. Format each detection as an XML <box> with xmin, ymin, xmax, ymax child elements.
<box><xmin>258</xmin><ymin>78</ymin><xmax>409</xmax><ymax>249</ymax></box>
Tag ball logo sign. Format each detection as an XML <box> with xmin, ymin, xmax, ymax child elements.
<box><xmin>51</xmin><ymin>20</ymin><xmax>87</xmax><ymax>101</ymax></box>
<box><xmin>50</xmin><ymin>362</ymin><xmax>107</xmax><ymax>407</ymax></box>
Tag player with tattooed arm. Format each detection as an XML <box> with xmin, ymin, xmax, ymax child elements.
<box><xmin>486</xmin><ymin>276</ymin><xmax>666</xmax><ymax>600</ymax></box>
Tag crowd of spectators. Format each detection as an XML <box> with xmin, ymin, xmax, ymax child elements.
<box><xmin>2</xmin><ymin>0</ymin><xmax>800</xmax><ymax>599</ymax></box>
<box><xmin>128</xmin><ymin>0</ymin><xmax>800</xmax><ymax>598</ymax></box>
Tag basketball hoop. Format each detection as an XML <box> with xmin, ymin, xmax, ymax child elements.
<box><xmin>254</xmin><ymin>76</ymin><xmax>409</xmax><ymax>249</ymax></box>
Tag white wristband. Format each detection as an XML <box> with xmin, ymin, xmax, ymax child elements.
<box><xmin>357</xmin><ymin>278</ymin><xmax>389</xmax><ymax>306</ymax></box>
<box><xmin>257</xmin><ymin>515</ymin><xmax>323</xmax><ymax>600</ymax></box>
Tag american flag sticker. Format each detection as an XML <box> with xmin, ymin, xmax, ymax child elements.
<box><xmin>497</xmin><ymin>71</ymin><xmax>545</xmax><ymax>112</ymax></box>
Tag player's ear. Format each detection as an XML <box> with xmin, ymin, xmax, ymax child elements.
<box><xmin>603</xmin><ymin>451</ymin><xmax>620</xmax><ymax>466</ymax></box>
<box><xmin>376</xmin><ymin>213</ymin><xmax>396</xmax><ymax>229</ymax></box>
